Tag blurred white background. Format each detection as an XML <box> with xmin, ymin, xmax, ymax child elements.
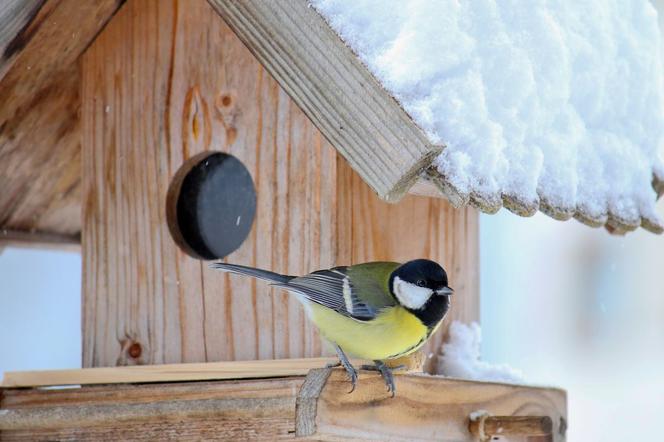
<box><xmin>0</xmin><ymin>248</ymin><xmax>81</xmax><ymax>373</ymax></box>
<box><xmin>481</xmin><ymin>203</ymin><xmax>664</xmax><ymax>441</ymax></box>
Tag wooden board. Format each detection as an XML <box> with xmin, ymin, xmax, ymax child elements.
<box><xmin>1</xmin><ymin>358</ymin><xmax>344</xmax><ymax>388</ymax></box>
<box><xmin>0</xmin><ymin>0</ymin><xmax>124</xmax><ymax>239</ymax></box>
<box><xmin>0</xmin><ymin>377</ymin><xmax>303</xmax><ymax>441</ymax></box>
<box><xmin>207</xmin><ymin>0</ymin><xmax>441</xmax><ymax>202</ymax></box>
<box><xmin>0</xmin><ymin>228</ymin><xmax>79</xmax><ymax>251</ymax></box>
<box><xmin>336</xmin><ymin>158</ymin><xmax>479</xmax><ymax>372</ymax></box>
<box><xmin>309</xmin><ymin>370</ymin><xmax>567</xmax><ymax>442</ymax></box>
<box><xmin>0</xmin><ymin>368</ymin><xmax>566</xmax><ymax>441</ymax></box>
<box><xmin>81</xmin><ymin>0</ymin><xmax>337</xmax><ymax>367</ymax></box>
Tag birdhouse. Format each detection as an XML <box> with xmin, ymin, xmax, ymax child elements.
<box><xmin>5</xmin><ymin>0</ymin><xmax>662</xmax><ymax>440</ymax></box>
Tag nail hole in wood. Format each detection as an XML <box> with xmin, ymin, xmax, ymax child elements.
<box><xmin>166</xmin><ymin>151</ymin><xmax>256</xmax><ymax>260</ymax></box>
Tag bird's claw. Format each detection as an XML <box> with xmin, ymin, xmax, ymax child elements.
<box><xmin>346</xmin><ymin>366</ymin><xmax>359</xmax><ymax>393</ymax></box>
<box><xmin>363</xmin><ymin>360</ymin><xmax>397</xmax><ymax>397</ymax></box>
<box><xmin>331</xmin><ymin>345</ymin><xmax>359</xmax><ymax>394</ymax></box>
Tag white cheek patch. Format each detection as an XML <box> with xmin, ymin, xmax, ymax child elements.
<box><xmin>393</xmin><ymin>276</ymin><xmax>433</xmax><ymax>310</ymax></box>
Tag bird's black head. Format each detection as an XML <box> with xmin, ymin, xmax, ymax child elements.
<box><xmin>389</xmin><ymin>259</ymin><xmax>453</xmax><ymax>328</ymax></box>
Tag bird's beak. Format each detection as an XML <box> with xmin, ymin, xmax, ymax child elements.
<box><xmin>437</xmin><ymin>286</ymin><xmax>454</xmax><ymax>295</ymax></box>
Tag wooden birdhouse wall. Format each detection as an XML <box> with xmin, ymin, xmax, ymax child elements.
<box><xmin>80</xmin><ymin>0</ymin><xmax>478</xmax><ymax>369</ymax></box>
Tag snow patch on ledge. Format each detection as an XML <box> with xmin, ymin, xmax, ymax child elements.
<box><xmin>311</xmin><ymin>0</ymin><xmax>664</xmax><ymax>231</ymax></box>
<box><xmin>436</xmin><ymin>321</ymin><xmax>524</xmax><ymax>383</ymax></box>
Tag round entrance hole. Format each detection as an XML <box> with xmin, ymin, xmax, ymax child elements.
<box><xmin>166</xmin><ymin>151</ymin><xmax>256</xmax><ymax>260</ymax></box>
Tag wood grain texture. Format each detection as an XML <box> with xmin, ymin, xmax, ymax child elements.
<box><xmin>336</xmin><ymin>158</ymin><xmax>480</xmax><ymax>372</ymax></box>
<box><xmin>0</xmin><ymin>0</ymin><xmax>124</xmax><ymax>239</ymax></box>
<box><xmin>469</xmin><ymin>415</ymin><xmax>553</xmax><ymax>440</ymax></box>
<box><xmin>81</xmin><ymin>0</ymin><xmax>337</xmax><ymax>367</ymax></box>
<box><xmin>0</xmin><ymin>370</ymin><xmax>567</xmax><ymax>442</ymax></box>
<box><xmin>0</xmin><ymin>228</ymin><xmax>79</xmax><ymax>251</ymax></box>
<box><xmin>207</xmin><ymin>0</ymin><xmax>441</xmax><ymax>202</ymax></box>
<box><xmin>0</xmin><ymin>378</ymin><xmax>303</xmax><ymax>441</ymax></box>
<box><xmin>1</xmin><ymin>358</ymin><xmax>355</xmax><ymax>388</ymax></box>
<box><xmin>311</xmin><ymin>370</ymin><xmax>567</xmax><ymax>442</ymax></box>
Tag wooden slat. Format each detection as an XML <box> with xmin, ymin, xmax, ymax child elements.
<box><xmin>0</xmin><ymin>0</ymin><xmax>124</xmax><ymax>240</ymax></box>
<box><xmin>81</xmin><ymin>0</ymin><xmax>337</xmax><ymax>367</ymax></box>
<box><xmin>0</xmin><ymin>228</ymin><xmax>79</xmax><ymax>251</ymax></box>
<box><xmin>0</xmin><ymin>369</ymin><xmax>567</xmax><ymax>441</ymax></box>
<box><xmin>0</xmin><ymin>358</ymin><xmax>345</xmax><ymax>388</ymax></box>
<box><xmin>336</xmin><ymin>158</ymin><xmax>480</xmax><ymax>372</ymax></box>
<box><xmin>207</xmin><ymin>0</ymin><xmax>441</xmax><ymax>202</ymax></box>
<box><xmin>0</xmin><ymin>377</ymin><xmax>303</xmax><ymax>441</ymax></box>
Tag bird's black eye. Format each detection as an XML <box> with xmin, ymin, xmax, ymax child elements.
<box><xmin>416</xmin><ymin>279</ymin><xmax>426</xmax><ymax>287</ymax></box>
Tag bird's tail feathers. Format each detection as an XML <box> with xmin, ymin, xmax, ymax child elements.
<box><xmin>210</xmin><ymin>263</ymin><xmax>294</xmax><ymax>284</ymax></box>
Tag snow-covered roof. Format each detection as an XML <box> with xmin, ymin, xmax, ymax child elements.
<box><xmin>211</xmin><ymin>0</ymin><xmax>664</xmax><ymax>233</ymax></box>
<box><xmin>311</xmin><ymin>0</ymin><xmax>664</xmax><ymax>233</ymax></box>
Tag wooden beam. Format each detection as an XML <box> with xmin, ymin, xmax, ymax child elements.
<box><xmin>0</xmin><ymin>228</ymin><xmax>79</xmax><ymax>251</ymax></box>
<box><xmin>207</xmin><ymin>0</ymin><xmax>441</xmax><ymax>202</ymax></box>
<box><xmin>1</xmin><ymin>368</ymin><xmax>567</xmax><ymax>441</ymax></box>
<box><xmin>0</xmin><ymin>0</ymin><xmax>124</xmax><ymax>241</ymax></box>
<box><xmin>304</xmin><ymin>369</ymin><xmax>567</xmax><ymax>442</ymax></box>
<box><xmin>1</xmin><ymin>357</ymin><xmax>427</xmax><ymax>389</ymax></box>
<box><xmin>1</xmin><ymin>358</ymin><xmax>345</xmax><ymax>388</ymax></box>
<box><xmin>1</xmin><ymin>377</ymin><xmax>303</xmax><ymax>440</ymax></box>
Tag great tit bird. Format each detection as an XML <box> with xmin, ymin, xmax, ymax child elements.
<box><xmin>211</xmin><ymin>259</ymin><xmax>453</xmax><ymax>396</ymax></box>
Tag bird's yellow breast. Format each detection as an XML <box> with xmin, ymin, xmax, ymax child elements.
<box><xmin>308</xmin><ymin>304</ymin><xmax>429</xmax><ymax>361</ymax></box>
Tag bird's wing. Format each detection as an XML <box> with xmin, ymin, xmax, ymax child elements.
<box><xmin>272</xmin><ymin>263</ymin><xmax>399</xmax><ymax>321</ymax></box>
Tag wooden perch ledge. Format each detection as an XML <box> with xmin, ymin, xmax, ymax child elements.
<box><xmin>1</xmin><ymin>359</ymin><xmax>567</xmax><ymax>441</ymax></box>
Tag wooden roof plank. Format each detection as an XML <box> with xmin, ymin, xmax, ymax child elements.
<box><xmin>207</xmin><ymin>0</ymin><xmax>442</xmax><ymax>202</ymax></box>
<box><xmin>0</xmin><ymin>0</ymin><xmax>124</xmax><ymax>240</ymax></box>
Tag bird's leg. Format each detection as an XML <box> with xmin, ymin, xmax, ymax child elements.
<box><xmin>327</xmin><ymin>344</ymin><xmax>358</xmax><ymax>393</ymax></box>
<box><xmin>361</xmin><ymin>360</ymin><xmax>397</xmax><ymax>397</ymax></box>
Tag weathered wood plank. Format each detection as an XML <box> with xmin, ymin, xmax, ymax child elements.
<box><xmin>0</xmin><ymin>65</ymin><xmax>81</xmax><ymax>238</ymax></box>
<box><xmin>0</xmin><ymin>0</ymin><xmax>124</xmax><ymax>239</ymax></box>
<box><xmin>0</xmin><ymin>370</ymin><xmax>567</xmax><ymax>442</ymax></box>
<box><xmin>81</xmin><ymin>0</ymin><xmax>336</xmax><ymax>367</ymax></box>
<box><xmin>336</xmin><ymin>158</ymin><xmax>480</xmax><ymax>372</ymax></box>
<box><xmin>0</xmin><ymin>378</ymin><xmax>303</xmax><ymax>441</ymax></box>
<box><xmin>0</xmin><ymin>228</ymin><xmax>79</xmax><ymax>251</ymax></box>
<box><xmin>310</xmin><ymin>370</ymin><xmax>567</xmax><ymax>442</ymax></box>
<box><xmin>207</xmin><ymin>0</ymin><xmax>441</xmax><ymax>202</ymax></box>
<box><xmin>1</xmin><ymin>358</ymin><xmax>349</xmax><ymax>388</ymax></box>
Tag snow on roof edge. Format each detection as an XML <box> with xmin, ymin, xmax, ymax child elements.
<box><xmin>424</xmin><ymin>165</ymin><xmax>664</xmax><ymax>234</ymax></box>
